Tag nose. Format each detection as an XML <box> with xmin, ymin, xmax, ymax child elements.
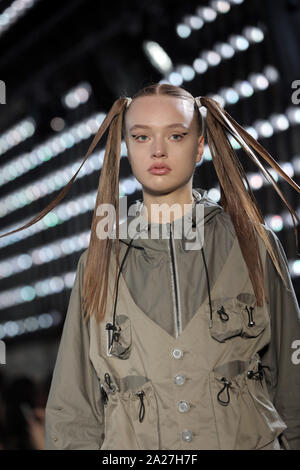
<box><xmin>151</xmin><ymin>145</ymin><xmax>167</xmax><ymax>159</ymax></box>
<box><xmin>152</xmin><ymin>150</ymin><xmax>166</xmax><ymax>158</ymax></box>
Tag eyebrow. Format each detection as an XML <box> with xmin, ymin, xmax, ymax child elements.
<box><xmin>129</xmin><ymin>123</ymin><xmax>189</xmax><ymax>132</ymax></box>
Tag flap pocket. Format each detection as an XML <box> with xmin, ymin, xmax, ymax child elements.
<box><xmin>208</xmin><ymin>293</ymin><xmax>269</xmax><ymax>343</ymax></box>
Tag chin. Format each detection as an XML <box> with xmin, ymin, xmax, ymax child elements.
<box><xmin>139</xmin><ymin>180</ymin><xmax>186</xmax><ymax>198</ymax></box>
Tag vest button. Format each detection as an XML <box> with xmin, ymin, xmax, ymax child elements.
<box><xmin>182</xmin><ymin>430</ymin><xmax>193</xmax><ymax>442</ymax></box>
<box><xmin>178</xmin><ymin>400</ymin><xmax>190</xmax><ymax>413</ymax></box>
<box><xmin>172</xmin><ymin>348</ymin><xmax>183</xmax><ymax>359</ymax></box>
<box><xmin>174</xmin><ymin>374</ymin><xmax>185</xmax><ymax>385</ymax></box>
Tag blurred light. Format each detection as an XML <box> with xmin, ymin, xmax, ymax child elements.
<box><xmin>207</xmin><ymin>188</ymin><xmax>221</xmax><ymax>202</ymax></box>
<box><xmin>249</xmin><ymin>173</ymin><xmax>264</xmax><ymax>190</ymax></box>
<box><xmin>143</xmin><ymin>41</ymin><xmax>173</xmax><ymax>74</ymax></box>
<box><xmin>229</xmin><ymin>35</ymin><xmax>249</xmax><ymax>51</ymax></box>
<box><xmin>269</xmin><ymin>114</ymin><xmax>289</xmax><ymax>131</ymax></box>
<box><xmin>0</xmin><ymin>112</ymin><xmax>105</xmax><ymax>188</ymax></box>
<box><xmin>196</xmin><ymin>6</ymin><xmax>217</xmax><ymax>22</ymax></box>
<box><xmin>176</xmin><ymin>65</ymin><xmax>195</xmax><ymax>81</ymax></box>
<box><xmin>193</xmin><ymin>58</ymin><xmax>208</xmax><ymax>74</ymax></box>
<box><xmin>220</xmin><ymin>87</ymin><xmax>239</xmax><ymax>104</ymax></box>
<box><xmin>168</xmin><ymin>72</ymin><xmax>183</xmax><ymax>86</ymax></box>
<box><xmin>270</xmin><ymin>215</ymin><xmax>284</xmax><ymax>232</ymax></box>
<box><xmin>286</xmin><ymin>106</ymin><xmax>300</xmax><ymax>124</ymax></box>
<box><xmin>184</xmin><ymin>15</ymin><xmax>204</xmax><ymax>29</ymax></box>
<box><xmin>50</xmin><ymin>117</ymin><xmax>65</xmax><ymax>132</ymax></box>
<box><xmin>263</xmin><ymin>65</ymin><xmax>280</xmax><ymax>83</ymax></box>
<box><xmin>254</xmin><ymin>120</ymin><xmax>274</xmax><ymax>138</ymax></box>
<box><xmin>292</xmin><ymin>260</ymin><xmax>300</xmax><ymax>276</ymax></box>
<box><xmin>63</xmin><ymin>82</ymin><xmax>92</xmax><ymax>109</ymax></box>
<box><xmin>176</xmin><ymin>24</ymin><xmax>191</xmax><ymax>38</ymax></box>
<box><xmin>234</xmin><ymin>80</ymin><xmax>254</xmax><ymax>97</ymax></box>
<box><xmin>0</xmin><ymin>118</ymin><xmax>36</xmax><ymax>156</ymax></box>
<box><xmin>208</xmin><ymin>94</ymin><xmax>225</xmax><ymax>108</ymax></box>
<box><xmin>210</xmin><ymin>1</ymin><xmax>231</xmax><ymax>13</ymax></box>
<box><xmin>214</xmin><ymin>42</ymin><xmax>235</xmax><ymax>59</ymax></box>
<box><xmin>243</xmin><ymin>26</ymin><xmax>264</xmax><ymax>43</ymax></box>
<box><xmin>202</xmin><ymin>50</ymin><xmax>221</xmax><ymax>66</ymax></box>
<box><xmin>249</xmin><ymin>73</ymin><xmax>269</xmax><ymax>90</ymax></box>
<box><xmin>0</xmin><ymin>0</ymin><xmax>40</xmax><ymax>38</ymax></box>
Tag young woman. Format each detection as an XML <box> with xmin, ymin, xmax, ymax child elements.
<box><xmin>1</xmin><ymin>84</ymin><xmax>300</xmax><ymax>450</ymax></box>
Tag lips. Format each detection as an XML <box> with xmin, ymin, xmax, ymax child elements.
<box><xmin>148</xmin><ymin>163</ymin><xmax>171</xmax><ymax>171</ymax></box>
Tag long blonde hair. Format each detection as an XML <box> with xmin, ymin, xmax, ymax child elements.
<box><xmin>1</xmin><ymin>83</ymin><xmax>299</xmax><ymax>323</ymax></box>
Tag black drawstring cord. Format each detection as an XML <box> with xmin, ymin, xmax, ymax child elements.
<box><xmin>104</xmin><ymin>372</ymin><xmax>116</xmax><ymax>392</ymax></box>
<box><xmin>247</xmin><ymin>363</ymin><xmax>266</xmax><ymax>388</ymax></box>
<box><xmin>245</xmin><ymin>305</ymin><xmax>255</xmax><ymax>327</ymax></box>
<box><xmin>201</xmin><ymin>246</ymin><xmax>213</xmax><ymax>328</ymax></box>
<box><xmin>100</xmin><ymin>385</ymin><xmax>108</xmax><ymax>405</ymax></box>
<box><xmin>105</xmin><ymin>237</ymin><xmax>135</xmax><ymax>339</ymax></box>
<box><xmin>136</xmin><ymin>390</ymin><xmax>145</xmax><ymax>422</ymax></box>
<box><xmin>217</xmin><ymin>305</ymin><xmax>229</xmax><ymax>322</ymax></box>
<box><xmin>217</xmin><ymin>377</ymin><xmax>232</xmax><ymax>406</ymax></box>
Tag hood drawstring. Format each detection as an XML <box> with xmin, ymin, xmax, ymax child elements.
<box><xmin>201</xmin><ymin>246</ymin><xmax>213</xmax><ymax>328</ymax></box>
<box><xmin>105</xmin><ymin>236</ymin><xmax>135</xmax><ymax>343</ymax></box>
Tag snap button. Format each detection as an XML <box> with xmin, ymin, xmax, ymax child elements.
<box><xmin>178</xmin><ymin>400</ymin><xmax>190</xmax><ymax>413</ymax></box>
<box><xmin>174</xmin><ymin>374</ymin><xmax>185</xmax><ymax>385</ymax></box>
<box><xmin>182</xmin><ymin>429</ymin><xmax>193</xmax><ymax>442</ymax></box>
<box><xmin>53</xmin><ymin>437</ymin><xmax>57</xmax><ymax>442</ymax></box>
<box><xmin>172</xmin><ymin>348</ymin><xmax>183</xmax><ymax>359</ymax></box>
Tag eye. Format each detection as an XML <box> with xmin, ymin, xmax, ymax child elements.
<box><xmin>132</xmin><ymin>135</ymin><xmax>148</xmax><ymax>141</ymax></box>
<box><xmin>170</xmin><ymin>133</ymin><xmax>187</xmax><ymax>141</ymax></box>
<box><xmin>131</xmin><ymin>133</ymin><xmax>188</xmax><ymax>142</ymax></box>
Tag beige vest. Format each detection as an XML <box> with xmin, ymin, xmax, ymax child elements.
<box><xmin>89</xmin><ymin>235</ymin><xmax>287</xmax><ymax>450</ymax></box>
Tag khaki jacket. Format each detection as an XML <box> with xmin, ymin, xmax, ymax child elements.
<box><xmin>44</xmin><ymin>188</ymin><xmax>300</xmax><ymax>450</ymax></box>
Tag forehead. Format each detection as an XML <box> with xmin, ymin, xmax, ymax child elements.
<box><xmin>125</xmin><ymin>95</ymin><xmax>195</xmax><ymax>130</ymax></box>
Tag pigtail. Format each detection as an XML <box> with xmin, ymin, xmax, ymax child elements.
<box><xmin>82</xmin><ymin>99</ymin><xmax>128</xmax><ymax>324</ymax></box>
<box><xmin>198</xmin><ymin>96</ymin><xmax>300</xmax><ymax>306</ymax></box>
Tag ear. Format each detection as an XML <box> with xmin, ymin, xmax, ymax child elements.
<box><xmin>196</xmin><ymin>135</ymin><xmax>204</xmax><ymax>164</ymax></box>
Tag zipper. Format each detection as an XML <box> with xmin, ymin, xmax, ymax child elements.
<box><xmin>168</xmin><ymin>222</ymin><xmax>182</xmax><ymax>338</ymax></box>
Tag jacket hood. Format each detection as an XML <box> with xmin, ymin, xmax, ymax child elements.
<box><xmin>116</xmin><ymin>188</ymin><xmax>223</xmax><ymax>252</ymax></box>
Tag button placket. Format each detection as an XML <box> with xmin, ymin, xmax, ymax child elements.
<box><xmin>171</xmin><ymin>346</ymin><xmax>193</xmax><ymax>444</ymax></box>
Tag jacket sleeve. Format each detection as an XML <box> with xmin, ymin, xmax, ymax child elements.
<box><xmin>260</xmin><ymin>227</ymin><xmax>300</xmax><ymax>450</ymax></box>
<box><xmin>44</xmin><ymin>250</ymin><xmax>105</xmax><ymax>450</ymax></box>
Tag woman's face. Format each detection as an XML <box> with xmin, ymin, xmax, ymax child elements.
<box><xmin>124</xmin><ymin>95</ymin><xmax>204</xmax><ymax>196</ymax></box>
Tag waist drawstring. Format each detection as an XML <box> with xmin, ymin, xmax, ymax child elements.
<box><xmin>247</xmin><ymin>362</ymin><xmax>266</xmax><ymax>387</ymax></box>
<box><xmin>217</xmin><ymin>377</ymin><xmax>232</xmax><ymax>406</ymax></box>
